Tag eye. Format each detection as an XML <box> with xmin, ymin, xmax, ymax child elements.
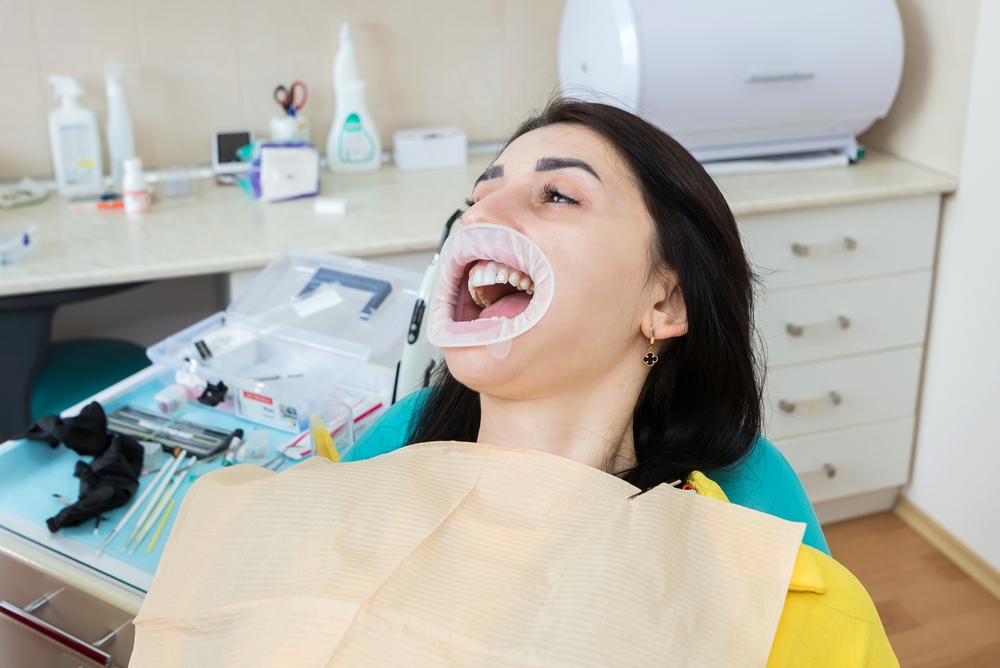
<box><xmin>542</xmin><ymin>184</ymin><xmax>579</xmax><ymax>205</ymax></box>
<box><xmin>464</xmin><ymin>197</ymin><xmax>475</xmax><ymax>208</ymax></box>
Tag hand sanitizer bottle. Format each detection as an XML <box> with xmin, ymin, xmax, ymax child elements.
<box><xmin>47</xmin><ymin>75</ymin><xmax>104</xmax><ymax>198</ymax></box>
<box><xmin>104</xmin><ymin>62</ymin><xmax>136</xmax><ymax>193</ymax></box>
<box><xmin>326</xmin><ymin>23</ymin><xmax>381</xmax><ymax>172</ymax></box>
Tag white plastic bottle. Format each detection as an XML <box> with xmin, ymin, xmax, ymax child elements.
<box><xmin>326</xmin><ymin>23</ymin><xmax>381</xmax><ymax>172</ymax></box>
<box><xmin>104</xmin><ymin>62</ymin><xmax>136</xmax><ymax>193</ymax></box>
<box><xmin>122</xmin><ymin>157</ymin><xmax>150</xmax><ymax>218</ymax></box>
<box><xmin>47</xmin><ymin>75</ymin><xmax>104</xmax><ymax>198</ymax></box>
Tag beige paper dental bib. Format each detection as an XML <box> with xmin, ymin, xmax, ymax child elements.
<box><xmin>131</xmin><ymin>443</ymin><xmax>805</xmax><ymax>668</ymax></box>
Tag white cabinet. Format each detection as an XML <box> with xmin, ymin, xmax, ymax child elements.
<box><xmin>757</xmin><ymin>272</ymin><xmax>932</xmax><ymax>366</ymax></box>
<box><xmin>0</xmin><ymin>543</ymin><xmax>136</xmax><ymax>667</ymax></box>
<box><xmin>740</xmin><ymin>193</ymin><xmax>941</xmax><ymax>520</ymax></box>
<box><xmin>741</xmin><ymin>195</ymin><xmax>939</xmax><ymax>289</ymax></box>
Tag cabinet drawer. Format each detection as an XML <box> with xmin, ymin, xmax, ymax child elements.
<box><xmin>0</xmin><ymin>612</ymin><xmax>109</xmax><ymax>667</ymax></box>
<box><xmin>740</xmin><ymin>195</ymin><xmax>939</xmax><ymax>290</ymax></box>
<box><xmin>776</xmin><ymin>418</ymin><xmax>914</xmax><ymax>503</ymax></box>
<box><xmin>0</xmin><ymin>548</ymin><xmax>134</xmax><ymax>667</ymax></box>
<box><xmin>765</xmin><ymin>347</ymin><xmax>923</xmax><ymax>440</ymax></box>
<box><xmin>758</xmin><ymin>271</ymin><xmax>933</xmax><ymax>366</ymax></box>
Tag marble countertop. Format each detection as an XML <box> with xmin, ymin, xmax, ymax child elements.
<box><xmin>0</xmin><ymin>151</ymin><xmax>956</xmax><ymax>298</ymax></box>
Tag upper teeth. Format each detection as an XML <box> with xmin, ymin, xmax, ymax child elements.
<box><xmin>468</xmin><ymin>261</ymin><xmax>534</xmax><ymax>307</ymax></box>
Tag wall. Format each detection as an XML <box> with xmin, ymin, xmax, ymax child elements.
<box><xmin>0</xmin><ymin>0</ymin><xmax>565</xmax><ymax>180</ymax></box>
<box><xmin>906</xmin><ymin>0</ymin><xmax>1000</xmax><ymax>571</ymax></box>
<box><xmin>860</xmin><ymin>0</ymin><xmax>981</xmax><ymax>176</ymax></box>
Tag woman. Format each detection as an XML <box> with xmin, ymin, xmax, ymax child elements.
<box><xmin>132</xmin><ymin>100</ymin><xmax>897</xmax><ymax>667</ymax></box>
<box><xmin>349</xmin><ymin>98</ymin><xmax>898</xmax><ymax>666</ymax></box>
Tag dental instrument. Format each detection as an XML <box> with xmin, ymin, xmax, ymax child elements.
<box><xmin>129</xmin><ymin>465</ymin><xmax>187</xmax><ymax>555</ymax></box>
<box><xmin>108</xmin><ymin>405</ymin><xmax>232</xmax><ymax>457</ymax></box>
<box><xmin>427</xmin><ymin>223</ymin><xmax>555</xmax><ymax>357</ymax></box>
<box><xmin>395</xmin><ymin>209</ymin><xmax>463</xmax><ymax>401</ymax></box>
<box><xmin>121</xmin><ymin>451</ymin><xmax>187</xmax><ymax>552</ymax></box>
<box><xmin>175</xmin><ymin>429</ymin><xmax>243</xmax><ymax>474</ymax></box>
<box><xmin>98</xmin><ymin>454</ymin><xmax>175</xmax><ymax>553</ymax></box>
<box><xmin>146</xmin><ymin>498</ymin><xmax>175</xmax><ymax>553</ymax></box>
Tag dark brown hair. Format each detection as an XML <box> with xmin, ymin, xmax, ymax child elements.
<box><xmin>408</xmin><ymin>98</ymin><xmax>763</xmax><ymax>490</ymax></box>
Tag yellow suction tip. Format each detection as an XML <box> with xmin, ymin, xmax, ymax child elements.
<box><xmin>309</xmin><ymin>414</ymin><xmax>340</xmax><ymax>462</ymax></box>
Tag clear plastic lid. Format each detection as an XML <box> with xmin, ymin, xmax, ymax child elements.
<box><xmin>230</xmin><ymin>249</ymin><xmax>421</xmax><ymax>356</ymax></box>
<box><xmin>148</xmin><ymin>249</ymin><xmax>422</xmax><ymax>382</ymax></box>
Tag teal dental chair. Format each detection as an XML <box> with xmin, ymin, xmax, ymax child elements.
<box><xmin>346</xmin><ymin>389</ymin><xmax>830</xmax><ymax>555</ymax></box>
<box><xmin>30</xmin><ymin>338</ymin><xmax>151</xmax><ymax>421</ymax></box>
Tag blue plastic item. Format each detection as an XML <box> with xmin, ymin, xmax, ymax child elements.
<box><xmin>347</xmin><ymin>390</ymin><xmax>830</xmax><ymax>555</ymax></box>
<box><xmin>30</xmin><ymin>338</ymin><xmax>151</xmax><ymax>420</ymax></box>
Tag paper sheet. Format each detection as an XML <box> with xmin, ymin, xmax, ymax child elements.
<box><xmin>132</xmin><ymin>442</ymin><xmax>805</xmax><ymax>667</ymax></box>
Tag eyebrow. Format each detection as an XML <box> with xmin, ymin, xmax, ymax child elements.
<box><xmin>474</xmin><ymin>164</ymin><xmax>504</xmax><ymax>186</ymax></box>
<box><xmin>536</xmin><ymin>157</ymin><xmax>601</xmax><ymax>182</ymax></box>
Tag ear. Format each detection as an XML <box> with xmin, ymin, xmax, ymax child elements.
<box><xmin>644</xmin><ymin>276</ymin><xmax>688</xmax><ymax>342</ymax></box>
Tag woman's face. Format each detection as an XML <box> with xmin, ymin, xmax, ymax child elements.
<box><xmin>444</xmin><ymin>123</ymin><xmax>672</xmax><ymax>400</ymax></box>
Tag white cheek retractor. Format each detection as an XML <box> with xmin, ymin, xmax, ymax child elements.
<box><xmin>427</xmin><ymin>223</ymin><xmax>554</xmax><ymax>358</ymax></box>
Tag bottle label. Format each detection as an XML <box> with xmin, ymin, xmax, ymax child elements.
<box><xmin>58</xmin><ymin>124</ymin><xmax>99</xmax><ymax>185</ymax></box>
<box><xmin>338</xmin><ymin>113</ymin><xmax>376</xmax><ymax>163</ymax></box>
<box><xmin>124</xmin><ymin>189</ymin><xmax>151</xmax><ymax>216</ymax></box>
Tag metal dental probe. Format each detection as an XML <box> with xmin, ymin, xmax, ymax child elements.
<box><xmin>174</xmin><ymin>429</ymin><xmax>244</xmax><ymax>475</ymax></box>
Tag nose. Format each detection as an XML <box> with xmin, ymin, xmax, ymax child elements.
<box><xmin>460</xmin><ymin>180</ymin><xmax>523</xmax><ymax>234</ymax></box>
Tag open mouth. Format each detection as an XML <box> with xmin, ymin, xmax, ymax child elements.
<box><xmin>427</xmin><ymin>224</ymin><xmax>553</xmax><ymax>348</ymax></box>
<box><xmin>458</xmin><ymin>260</ymin><xmax>536</xmax><ymax>323</ymax></box>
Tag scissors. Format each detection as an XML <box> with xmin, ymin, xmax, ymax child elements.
<box><xmin>273</xmin><ymin>81</ymin><xmax>308</xmax><ymax>116</ymax></box>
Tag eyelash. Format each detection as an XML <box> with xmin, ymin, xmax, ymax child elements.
<box><xmin>465</xmin><ymin>185</ymin><xmax>579</xmax><ymax>209</ymax></box>
<box><xmin>542</xmin><ymin>184</ymin><xmax>579</xmax><ymax>205</ymax></box>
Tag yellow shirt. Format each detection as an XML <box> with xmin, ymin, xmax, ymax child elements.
<box><xmin>687</xmin><ymin>472</ymin><xmax>899</xmax><ymax>668</ymax></box>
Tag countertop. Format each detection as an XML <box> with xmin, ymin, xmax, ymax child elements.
<box><xmin>0</xmin><ymin>151</ymin><xmax>957</xmax><ymax>298</ymax></box>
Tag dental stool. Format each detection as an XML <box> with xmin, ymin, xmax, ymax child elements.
<box><xmin>347</xmin><ymin>390</ymin><xmax>830</xmax><ymax>555</ymax></box>
<box><xmin>29</xmin><ymin>338</ymin><xmax>151</xmax><ymax>421</ymax></box>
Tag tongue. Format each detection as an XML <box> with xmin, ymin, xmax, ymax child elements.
<box><xmin>479</xmin><ymin>291</ymin><xmax>531</xmax><ymax>321</ymax></box>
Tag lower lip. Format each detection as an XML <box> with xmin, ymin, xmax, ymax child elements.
<box><xmin>445</xmin><ymin>319</ymin><xmax>504</xmax><ymax>335</ymax></box>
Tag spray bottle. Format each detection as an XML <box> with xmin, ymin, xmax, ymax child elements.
<box><xmin>104</xmin><ymin>62</ymin><xmax>136</xmax><ymax>193</ymax></box>
<box><xmin>47</xmin><ymin>75</ymin><xmax>104</xmax><ymax>198</ymax></box>
<box><xmin>326</xmin><ymin>23</ymin><xmax>381</xmax><ymax>172</ymax></box>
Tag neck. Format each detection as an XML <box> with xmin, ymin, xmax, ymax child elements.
<box><xmin>477</xmin><ymin>381</ymin><xmax>640</xmax><ymax>474</ymax></box>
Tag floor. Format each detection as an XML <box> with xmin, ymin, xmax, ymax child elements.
<box><xmin>824</xmin><ymin>512</ymin><xmax>1000</xmax><ymax>668</ymax></box>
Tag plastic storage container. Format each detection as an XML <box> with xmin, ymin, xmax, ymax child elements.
<box><xmin>147</xmin><ymin>250</ymin><xmax>421</xmax><ymax>433</ymax></box>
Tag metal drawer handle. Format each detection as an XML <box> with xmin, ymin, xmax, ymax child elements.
<box><xmin>792</xmin><ymin>237</ymin><xmax>857</xmax><ymax>257</ymax></box>
<box><xmin>798</xmin><ymin>463</ymin><xmax>837</xmax><ymax>480</ymax></box>
<box><xmin>778</xmin><ymin>391</ymin><xmax>842</xmax><ymax>415</ymax></box>
<box><xmin>24</xmin><ymin>587</ymin><xmax>65</xmax><ymax>613</ymax></box>
<box><xmin>0</xmin><ymin>601</ymin><xmax>113</xmax><ymax>667</ymax></box>
<box><xmin>786</xmin><ymin>315</ymin><xmax>851</xmax><ymax>337</ymax></box>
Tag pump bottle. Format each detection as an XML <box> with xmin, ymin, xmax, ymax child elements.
<box><xmin>326</xmin><ymin>23</ymin><xmax>381</xmax><ymax>172</ymax></box>
<box><xmin>47</xmin><ymin>75</ymin><xmax>104</xmax><ymax>198</ymax></box>
<box><xmin>104</xmin><ymin>62</ymin><xmax>136</xmax><ymax>193</ymax></box>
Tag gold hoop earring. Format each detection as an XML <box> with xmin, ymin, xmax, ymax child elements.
<box><xmin>643</xmin><ymin>329</ymin><xmax>658</xmax><ymax>367</ymax></box>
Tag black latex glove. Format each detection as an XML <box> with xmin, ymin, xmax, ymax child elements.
<box><xmin>16</xmin><ymin>401</ymin><xmax>109</xmax><ymax>456</ymax></box>
<box><xmin>46</xmin><ymin>434</ymin><xmax>144</xmax><ymax>533</ymax></box>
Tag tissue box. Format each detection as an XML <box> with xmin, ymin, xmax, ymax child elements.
<box><xmin>393</xmin><ymin>128</ymin><xmax>467</xmax><ymax>171</ymax></box>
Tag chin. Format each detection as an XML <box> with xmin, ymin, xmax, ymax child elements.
<box><xmin>442</xmin><ymin>330</ymin><xmax>551</xmax><ymax>399</ymax></box>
